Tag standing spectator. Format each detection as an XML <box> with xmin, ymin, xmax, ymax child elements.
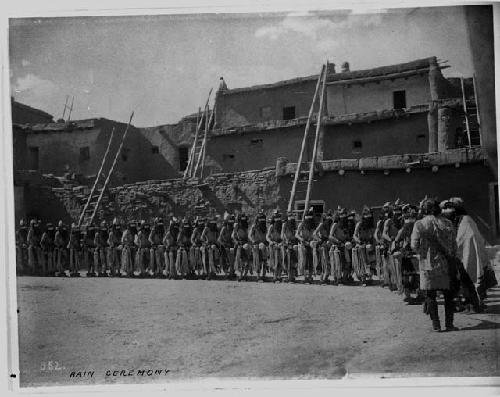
<box><xmin>449</xmin><ymin>197</ymin><xmax>497</xmax><ymax>305</ymax></box>
<box><xmin>411</xmin><ymin>198</ymin><xmax>458</xmax><ymax>332</ymax></box>
<box><xmin>16</xmin><ymin>220</ymin><xmax>29</xmax><ymax>275</ymax></box>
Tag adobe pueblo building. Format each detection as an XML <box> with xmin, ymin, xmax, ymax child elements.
<box><xmin>11</xmin><ymin>56</ymin><xmax>499</xmax><ymax>243</ymax></box>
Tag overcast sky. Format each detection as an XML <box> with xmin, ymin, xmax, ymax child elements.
<box><xmin>9</xmin><ymin>6</ymin><xmax>474</xmax><ymax>127</ymax></box>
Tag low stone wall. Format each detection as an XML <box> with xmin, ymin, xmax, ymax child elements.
<box><xmin>50</xmin><ymin>168</ymin><xmax>281</xmax><ymax>223</ymax></box>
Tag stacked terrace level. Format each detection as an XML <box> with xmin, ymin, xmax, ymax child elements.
<box><xmin>210</xmin><ymin>57</ymin><xmax>478</xmax><ymax>173</ymax></box>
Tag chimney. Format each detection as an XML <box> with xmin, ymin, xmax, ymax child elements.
<box><xmin>341</xmin><ymin>62</ymin><xmax>350</xmax><ymax>73</ymax></box>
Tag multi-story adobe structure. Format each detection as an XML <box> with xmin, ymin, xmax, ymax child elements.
<box><xmin>206</xmin><ymin>57</ymin><xmax>477</xmax><ymax>173</ymax></box>
<box><xmin>11</xmin><ymin>56</ymin><xmax>498</xmax><ymax>242</ymax></box>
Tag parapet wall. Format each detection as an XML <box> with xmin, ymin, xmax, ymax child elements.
<box><xmin>277</xmin><ymin>146</ymin><xmax>486</xmax><ymax>175</ymax></box>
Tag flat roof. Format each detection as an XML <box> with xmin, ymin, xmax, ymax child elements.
<box><xmin>219</xmin><ymin>57</ymin><xmax>444</xmax><ymax>95</ymax></box>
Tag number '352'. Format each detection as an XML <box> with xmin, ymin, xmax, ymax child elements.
<box><xmin>40</xmin><ymin>361</ymin><xmax>64</xmax><ymax>371</ymax></box>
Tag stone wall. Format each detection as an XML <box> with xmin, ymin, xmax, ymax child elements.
<box><xmin>49</xmin><ymin>168</ymin><xmax>280</xmax><ymax>224</ymax></box>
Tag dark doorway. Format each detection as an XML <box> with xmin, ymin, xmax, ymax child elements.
<box><xmin>294</xmin><ymin>200</ymin><xmax>325</xmax><ymax>223</ymax></box>
<box><xmin>179</xmin><ymin>147</ymin><xmax>189</xmax><ymax>171</ymax></box>
<box><xmin>393</xmin><ymin>90</ymin><xmax>406</xmax><ymax>109</ymax></box>
<box><xmin>79</xmin><ymin>146</ymin><xmax>90</xmax><ymax>162</ymax></box>
<box><xmin>283</xmin><ymin>106</ymin><xmax>296</xmax><ymax>120</ymax></box>
<box><xmin>28</xmin><ymin>146</ymin><xmax>39</xmax><ymax>170</ymax></box>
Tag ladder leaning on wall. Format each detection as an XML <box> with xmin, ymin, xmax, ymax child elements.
<box><xmin>287</xmin><ymin>61</ymin><xmax>328</xmax><ymax>220</ymax></box>
<box><xmin>77</xmin><ymin>112</ymin><xmax>135</xmax><ymax>228</ymax></box>
<box><xmin>184</xmin><ymin>88</ymin><xmax>215</xmax><ymax>180</ymax></box>
<box><xmin>460</xmin><ymin>76</ymin><xmax>482</xmax><ymax>147</ymax></box>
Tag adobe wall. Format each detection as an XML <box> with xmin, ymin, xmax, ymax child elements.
<box><xmin>278</xmin><ymin>163</ymin><xmax>496</xmax><ymax>241</ymax></box>
<box><xmin>13</xmin><ymin>171</ymin><xmax>72</xmax><ymax>224</ymax></box>
<box><xmin>25</xmin><ymin>124</ymin><xmax>102</xmax><ymax>176</ymax></box>
<box><xmin>206</xmin><ymin>114</ymin><xmax>430</xmax><ymax>172</ymax></box>
<box><xmin>205</xmin><ymin>125</ymin><xmax>310</xmax><ymax>173</ymax></box>
<box><xmin>11</xmin><ymin>101</ymin><xmax>54</xmax><ymax>124</ymax></box>
<box><xmin>326</xmin><ymin>74</ymin><xmax>431</xmax><ymax>115</ymax></box>
<box><xmin>140</xmin><ymin>116</ymin><xmax>197</xmax><ymax>173</ymax></box>
<box><xmin>215</xmin><ymin>80</ymin><xmax>317</xmax><ymax>129</ymax></box>
<box><xmin>465</xmin><ymin>5</ymin><xmax>497</xmax><ymax>176</ymax></box>
<box><xmin>13</xmin><ymin>126</ymin><xmax>27</xmax><ymax>171</ymax></box>
<box><xmin>323</xmin><ymin>113</ymin><xmax>429</xmax><ymax>158</ymax></box>
<box><xmin>22</xmin><ymin>118</ymin><xmax>195</xmax><ymax>185</ymax></box>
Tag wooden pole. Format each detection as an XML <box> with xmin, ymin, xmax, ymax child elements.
<box><xmin>200</xmin><ymin>104</ymin><xmax>216</xmax><ymax>179</ymax></box>
<box><xmin>88</xmin><ymin>112</ymin><xmax>134</xmax><ymax>225</ymax></box>
<box><xmin>195</xmin><ymin>105</ymin><xmax>215</xmax><ymax>178</ymax></box>
<box><xmin>303</xmin><ymin>61</ymin><xmax>328</xmax><ymax>219</ymax></box>
<box><xmin>78</xmin><ymin>127</ymin><xmax>115</xmax><ymax>227</ymax></box>
<box><xmin>460</xmin><ymin>77</ymin><xmax>472</xmax><ymax>147</ymax></box>
<box><xmin>68</xmin><ymin>95</ymin><xmax>74</xmax><ymax>121</ymax></box>
<box><xmin>287</xmin><ymin>64</ymin><xmax>325</xmax><ymax>213</ymax></box>
<box><xmin>62</xmin><ymin>95</ymin><xmax>69</xmax><ymax>121</ymax></box>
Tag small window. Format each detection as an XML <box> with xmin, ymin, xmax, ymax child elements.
<box><xmin>178</xmin><ymin>147</ymin><xmax>189</xmax><ymax>171</ymax></box>
<box><xmin>283</xmin><ymin>106</ymin><xmax>296</xmax><ymax>120</ymax></box>
<box><xmin>260</xmin><ymin>106</ymin><xmax>271</xmax><ymax>119</ymax></box>
<box><xmin>151</xmin><ymin>146</ymin><xmax>159</xmax><ymax>154</ymax></box>
<box><xmin>352</xmin><ymin>140</ymin><xmax>362</xmax><ymax>153</ymax></box>
<box><xmin>416</xmin><ymin>134</ymin><xmax>426</xmax><ymax>142</ymax></box>
<box><xmin>393</xmin><ymin>90</ymin><xmax>406</xmax><ymax>109</ymax></box>
<box><xmin>28</xmin><ymin>146</ymin><xmax>39</xmax><ymax>170</ymax></box>
<box><xmin>79</xmin><ymin>146</ymin><xmax>90</xmax><ymax>162</ymax></box>
<box><xmin>223</xmin><ymin>154</ymin><xmax>235</xmax><ymax>161</ymax></box>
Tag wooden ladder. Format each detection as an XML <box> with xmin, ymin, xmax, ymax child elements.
<box><xmin>192</xmin><ymin>103</ymin><xmax>215</xmax><ymax>179</ymax></box>
<box><xmin>77</xmin><ymin>126</ymin><xmax>116</xmax><ymax>227</ymax></box>
<box><xmin>461</xmin><ymin>77</ymin><xmax>481</xmax><ymax>147</ymax></box>
<box><xmin>184</xmin><ymin>88</ymin><xmax>213</xmax><ymax>179</ymax></box>
<box><xmin>287</xmin><ymin>62</ymin><xmax>328</xmax><ymax>219</ymax></box>
<box><xmin>78</xmin><ymin>112</ymin><xmax>135</xmax><ymax>227</ymax></box>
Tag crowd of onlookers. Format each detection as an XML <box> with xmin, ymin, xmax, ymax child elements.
<box><xmin>16</xmin><ymin>196</ymin><xmax>497</xmax><ymax>332</ymax></box>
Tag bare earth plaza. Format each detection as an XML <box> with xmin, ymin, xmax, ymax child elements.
<box><xmin>7</xmin><ymin>4</ymin><xmax>500</xmax><ymax>388</ymax></box>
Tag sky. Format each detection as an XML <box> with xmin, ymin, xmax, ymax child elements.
<box><xmin>9</xmin><ymin>6</ymin><xmax>474</xmax><ymax>127</ymax></box>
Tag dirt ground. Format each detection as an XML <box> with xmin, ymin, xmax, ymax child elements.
<box><xmin>15</xmin><ymin>267</ymin><xmax>500</xmax><ymax>388</ymax></box>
